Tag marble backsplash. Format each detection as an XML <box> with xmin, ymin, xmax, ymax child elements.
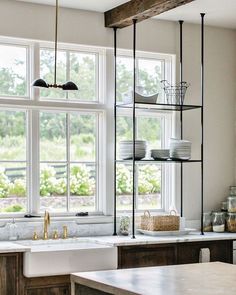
<box><xmin>0</xmin><ymin>219</ymin><xmax>114</xmax><ymax>241</ymax></box>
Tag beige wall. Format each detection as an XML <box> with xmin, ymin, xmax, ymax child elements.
<box><xmin>1</xmin><ymin>0</ymin><xmax>236</xmax><ymax>220</ymax></box>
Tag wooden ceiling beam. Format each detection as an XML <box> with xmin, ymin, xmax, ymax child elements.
<box><xmin>105</xmin><ymin>0</ymin><xmax>195</xmax><ymax>28</ymax></box>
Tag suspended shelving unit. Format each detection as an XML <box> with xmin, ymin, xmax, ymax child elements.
<box><xmin>113</xmin><ymin>14</ymin><xmax>206</xmax><ymax>238</ymax></box>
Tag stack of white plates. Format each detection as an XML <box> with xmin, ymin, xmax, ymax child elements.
<box><xmin>170</xmin><ymin>139</ymin><xmax>191</xmax><ymax>160</ymax></box>
<box><xmin>119</xmin><ymin>140</ymin><xmax>147</xmax><ymax>160</ymax></box>
<box><xmin>151</xmin><ymin>149</ymin><xmax>170</xmax><ymax>160</ymax></box>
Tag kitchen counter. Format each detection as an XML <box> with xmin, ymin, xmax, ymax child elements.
<box><xmin>71</xmin><ymin>262</ymin><xmax>236</xmax><ymax>295</ymax></box>
<box><xmin>89</xmin><ymin>232</ymin><xmax>236</xmax><ymax>246</ymax></box>
<box><xmin>0</xmin><ymin>241</ymin><xmax>30</xmax><ymax>253</ymax></box>
<box><xmin>0</xmin><ymin>232</ymin><xmax>236</xmax><ymax>253</ymax></box>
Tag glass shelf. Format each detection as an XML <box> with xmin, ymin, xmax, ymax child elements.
<box><xmin>116</xmin><ymin>102</ymin><xmax>202</xmax><ymax>111</ymax></box>
<box><xmin>116</xmin><ymin>159</ymin><xmax>202</xmax><ymax>163</ymax></box>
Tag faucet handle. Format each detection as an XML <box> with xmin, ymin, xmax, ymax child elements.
<box><xmin>33</xmin><ymin>231</ymin><xmax>38</xmax><ymax>240</ymax></box>
<box><xmin>53</xmin><ymin>230</ymin><xmax>59</xmax><ymax>240</ymax></box>
<box><xmin>63</xmin><ymin>226</ymin><xmax>68</xmax><ymax>239</ymax></box>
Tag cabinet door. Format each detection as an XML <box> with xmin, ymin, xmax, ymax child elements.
<box><xmin>177</xmin><ymin>240</ymin><xmax>233</xmax><ymax>264</ymax></box>
<box><xmin>118</xmin><ymin>244</ymin><xmax>177</xmax><ymax>268</ymax></box>
<box><xmin>26</xmin><ymin>286</ymin><xmax>70</xmax><ymax>295</ymax></box>
<box><xmin>0</xmin><ymin>254</ymin><xmax>19</xmax><ymax>295</ymax></box>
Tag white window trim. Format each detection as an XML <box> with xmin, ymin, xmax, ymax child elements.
<box><xmin>0</xmin><ymin>36</ymin><xmax>176</xmax><ymax>221</ymax></box>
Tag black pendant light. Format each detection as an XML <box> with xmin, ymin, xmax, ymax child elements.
<box><xmin>32</xmin><ymin>0</ymin><xmax>78</xmax><ymax>91</ymax></box>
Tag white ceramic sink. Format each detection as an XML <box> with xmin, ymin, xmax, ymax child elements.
<box><xmin>16</xmin><ymin>239</ymin><xmax>117</xmax><ymax>277</ymax></box>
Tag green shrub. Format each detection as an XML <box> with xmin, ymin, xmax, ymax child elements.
<box><xmin>0</xmin><ymin>169</ymin><xmax>10</xmax><ymax>198</ymax></box>
<box><xmin>9</xmin><ymin>179</ymin><xmax>26</xmax><ymax>197</ymax></box>
<box><xmin>40</xmin><ymin>166</ymin><xmax>57</xmax><ymax>197</ymax></box>
<box><xmin>70</xmin><ymin>165</ymin><xmax>95</xmax><ymax>196</ymax></box>
<box><xmin>116</xmin><ymin>165</ymin><xmax>132</xmax><ymax>195</ymax></box>
<box><xmin>4</xmin><ymin>204</ymin><xmax>24</xmax><ymax>212</ymax></box>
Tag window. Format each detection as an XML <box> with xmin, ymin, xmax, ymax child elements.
<box><xmin>116</xmin><ymin>53</ymin><xmax>173</xmax><ymax>212</ymax></box>
<box><xmin>0</xmin><ymin>38</ymin><xmax>174</xmax><ymax>217</ymax></box>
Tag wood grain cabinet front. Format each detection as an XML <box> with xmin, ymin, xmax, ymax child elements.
<box><xmin>118</xmin><ymin>244</ymin><xmax>177</xmax><ymax>269</ymax></box>
<box><xmin>25</xmin><ymin>285</ymin><xmax>70</xmax><ymax>295</ymax></box>
<box><xmin>177</xmin><ymin>240</ymin><xmax>233</xmax><ymax>264</ymax></box>
<box><xmin>0</xmin><ymin>253</ymin><xmax>21</xmax><ymax>295</ymax></box>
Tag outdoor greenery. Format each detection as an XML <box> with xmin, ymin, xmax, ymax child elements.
<box><xmin>0</xmin><ymin>46</ymin><xmax>163</xmax><ymax>213</ymax></box>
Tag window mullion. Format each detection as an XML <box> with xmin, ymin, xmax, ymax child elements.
<box><xmin>66</xmin><ymin>113</ymin><xmax>70</xmax><ymax>212</ymax></box>
<box><xmin>30</xmin><ymin>109</ymin><xmax>40</xmax><ymax>214</ymax></box>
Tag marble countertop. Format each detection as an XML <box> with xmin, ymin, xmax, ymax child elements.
<box><xmin>88</xmin><ymin>232</ymin><xmax>236</xmax><ymax>246</ymax></box>
<box><xmin>0</xmin><ymin>232</ymin><xmax>236</xmax><ymax>253</ymax></box>
<box><xmin>0</xmin><ymin>241</ymin><xmax>30</xmax><ymax>253</ymax></box>
<box><xmin>71</xmin><ymin>262</ymin><xmax>236</xmax><ymax>295</ymax></box>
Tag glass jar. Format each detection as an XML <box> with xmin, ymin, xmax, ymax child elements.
<box><xmin>212</xmin><ymin>212</ymin><xmax>225</xmax><ymax>232</ymax></box>
<box><xmin>226</xmin><ymin>213</ymin><xmax>236</xmax><ymax>232</ymax></box>
<box><xmin>203</xmin><ymin>212</ymin><xmax>212</xmax><ymax>232</ymax></box>
<box><xmin>227</xmin><ymin>196</ymin><xmax>236</xmax><ymax>213</ymax></box>
<box><xmin>119</xmin><ymin>215</ymin><xmax>130</xmax><ymax>236</ymax></box>
<box><xmin>221</xmin><ymin>201</ymin><xmax>228</xmax><ymax>212</ymax></box>
<box><xmin>8</xmin><ymin>219</ymin><xmax>18</xmax><ymax>241</ymax></box>
<box><xmin>229</xmin><ymin>186</ymin><xmax>236</xmax><ymax>195</ymax></box>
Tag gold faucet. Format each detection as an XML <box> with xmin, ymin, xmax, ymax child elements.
<box><xmin>43</xmin><ymin>211</ymin><xmax>50</xmax><ymax>240</ymax></box>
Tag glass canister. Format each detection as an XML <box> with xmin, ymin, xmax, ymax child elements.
<box><xmin>226</xmin><ymin>213</ymin><xmax>236</xmax><ymax>232</ymax></box>
<box><xmin>229</xmin><ymin>186</ymin><xmax>236</xmax><ymax>195</ymax></box>
<box><xmin>221</xmin><ymin>201</ymin><xmax>228</xmax><ymax>212</ymax></box>
<box><xmin>203</xmin><ymin>212</ymin><xmax>212</xmax><ymax>232</ymax></box>
<box><xmin>227</xmin><ymin>196</ymin><xmax>236</xmax><ymax>213</ymax></box>
<box><xmin>212</xmin><ymin>212</ymin><xmax>225</xmax><ymax>232</ymax></box>
<box><xmin>119</xmin><ymin>215</ymin><xmax>130</xmax><ymax>236</ymax></box>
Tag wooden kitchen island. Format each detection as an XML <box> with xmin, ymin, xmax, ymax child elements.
<box><xmin>71</xmin><ymin>262</ymin><xmax>236</xmax><ymax>295</ymax></box>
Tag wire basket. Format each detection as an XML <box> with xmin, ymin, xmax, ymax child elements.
<box><xmin>161</xmin><ymin>80</ymin><xmax>190</xmax><ymax>105</ymax></box>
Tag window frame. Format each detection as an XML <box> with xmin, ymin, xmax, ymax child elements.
<box><xmin>0</xmin><ymin>36</ymin><xmax>175</xmax><ymax>219</ymax></box>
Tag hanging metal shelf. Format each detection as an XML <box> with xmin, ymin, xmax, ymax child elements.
<box><xmin>116</xmin><ymin>159</ymin><xmax>202</xmax><ymax>164</ymax></box>
<box><xmin>116</xmin><ymin>102</ymin><xmax>202</xmax><ymax>111</ymax></box>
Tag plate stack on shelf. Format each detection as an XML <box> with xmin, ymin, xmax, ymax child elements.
<box><xmin>170</xmin><ymin>139</ymin><xmax>191</xmax><ymax>160</ymax></box>
<box><xmin>119</xmin><ymin>140</ymin><xmax>147</xmax><ymax>160</ymax></box>
<box><xmin>151</xmin><ymin>149</ymin><xmax>170</xmax><ymax>160</ymax></box>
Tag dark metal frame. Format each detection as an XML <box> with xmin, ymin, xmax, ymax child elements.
<box><xmin>113</xmin><ymin>14</ymin><xmax>205</xmax><ymax>238</ymax></box>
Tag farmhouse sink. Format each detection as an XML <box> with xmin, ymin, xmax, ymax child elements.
<box><xmin>16</xmin><ymin>239</ymin><xmax>117</xmax><ymax>277</ymax></box>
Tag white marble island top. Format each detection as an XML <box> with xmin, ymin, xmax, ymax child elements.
<box><xmin>71</xmin><ymin>262</ymin><xmax>236</xmax><ymax>295</ymax></box>
<box><xmin>89</xmin><ymin>232</ymin><xmax>236</xmax><ymax>246</ymax></box>
<box><xmin>0</xmin><ymin>241</ymin><xmax>30</xmax><ymax>253</ymax></box>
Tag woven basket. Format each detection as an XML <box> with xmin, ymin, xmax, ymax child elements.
<box><xmin>140</xmin><ymin>210</ymin><xmax>180</xmax><ymax>231</ymax></box>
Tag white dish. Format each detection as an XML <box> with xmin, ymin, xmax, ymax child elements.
<box><xmin>137</xmin><ymin>228</ymin><xmax>196</xmax><ymax>236</ymax></box>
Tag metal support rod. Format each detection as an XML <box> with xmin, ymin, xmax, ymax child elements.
<box><xmin>179</xmin><ymin>20</ymin><xmax>184</xmax><ymax>217</ymax></box>
<box><xmin>54</xmin><ymin>0</ymin><xmax>59</xmax><ymax>85</ymax></box>
<box><xmin>113</xmin><ymin>27</ymin><xmax>118</xmax><ymax>236</ymax></box>
<box><xmin>132</xmin><ymin>19</ymin><xmax>137</xmax><ymax>239</ymax></box>
<box><xmin>200</xmin><ymin>13</ymin><xmax>205</xmax><ymax>235</ymax></box>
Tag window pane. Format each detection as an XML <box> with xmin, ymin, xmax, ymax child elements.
<box><xmin>70</xmin><ymin>114</ymin><xmax>96</xmax><ymax>162</ymax></box>
<box><xmin>117</xmin><ymin>57</ymin><xmax>133</xmax><ymax>102</ymax></box>
<box><xmin>137</xmin><ymin>116</ymin><xmax>162</xmax><ymax>150</ymax></box>
<box><xmin>137</xmin><ymin>58</ymin><xmax>163</xmax><ymax>96</ymax></box>
<box><xmin>70</xmin><ymin>164</ymin><xmax>96</xmax><ymax>212</ymax></box>
<box><xmin>40</xmin><ymin>163</ymin><xmax>67</xmax><ymax>212</ymax></box>
<box><xmin>0</xmin><ymin>111</ymin><xmax>26</xmax><ymax>161</ymax></box>
<box><xmin>116</xmin><ymin>164</ymin><xmax>133</xmax><ymax>211</ymax></box>
<box><xmin>0</xmin><ymin>163</ymin><xmax>27</xmax><ymax>213</ymax></box>
<box><xmin>137</xmin><ymin>164</ymin><xmax>162</xmax><ymax>210</ymax></box>
<box><xmin>40</xmin><ymin>112</ymin><xmax>67</xmax><ymax>161</ymax></box>
<box><xmin>40</xmin><ymin>49</ymin><xmax>67</xmax><ymax>99</ymax></box>
<box><xmin>69</xmin><ymin>52</ymin><xmax>97</xmax><ymax>101</ymax></box>
<box><xmin>0</xmin><ymin>44</ymin><xmax>27</xmax><ymax>97</ymax></box>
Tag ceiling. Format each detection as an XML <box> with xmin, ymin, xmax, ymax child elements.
<box><xmin>156</xmin><ymin>0</ymin><xmax>236</xmax><ymax>29</ymax></box>
<box><xmin>16</xmin><ymin>0</ymin><xmax>236</xmax><ymax>29</ymax></box>
<box><xmin>16</xmin><ymin>0</ymin><xmax>130</xmax><ymax>12</ymax></box>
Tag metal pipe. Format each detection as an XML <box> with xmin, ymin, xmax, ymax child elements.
<box><xmin>179</xmin><ymin>20</ymin><xmax>184</xmax><ymax>218</ymax></box>
<box><xmin>132</xmin><ymin>19</ymin><xmax>137</xmax><ymax>239</ymax></box>
<box><xmin>54</xmin><ymin>0</ymin><xmax>59</xmax><ymax>85</ymax></box>
<box><xmin>113</xmin><ymin>27</ymin><xmax>118</xmax><ymax>236</ymax></box>
<box><xmin>200</xmin><ymin>13</ymin><xmax>205</xmax><ymax>235</ymax></box>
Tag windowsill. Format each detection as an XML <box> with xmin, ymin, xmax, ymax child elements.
<box><xmin>0</xmin><ymin>215</ymin><xmax>113</xmax><ymax>226</ymax></box>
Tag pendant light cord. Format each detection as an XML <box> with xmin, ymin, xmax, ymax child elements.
<box><xmin>54</xmin><ymin>0</ymin><xmax>59</xmax><ymax>85</ymax></box>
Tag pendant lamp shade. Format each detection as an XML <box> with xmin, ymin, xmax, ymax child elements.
<box><xmin>32</xmin><ymin>79</ymin><xmax>49</xmax><ymax>88</ymax></box>
<box><xmin>62</xmin><ymin>81</ymin><xmax>78</xmax><ymax>91</ymax></box>
<box><xmin>32</xmin><ymin>0</ymin><xmax>78</xmax><ymax>91</ymax></box>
